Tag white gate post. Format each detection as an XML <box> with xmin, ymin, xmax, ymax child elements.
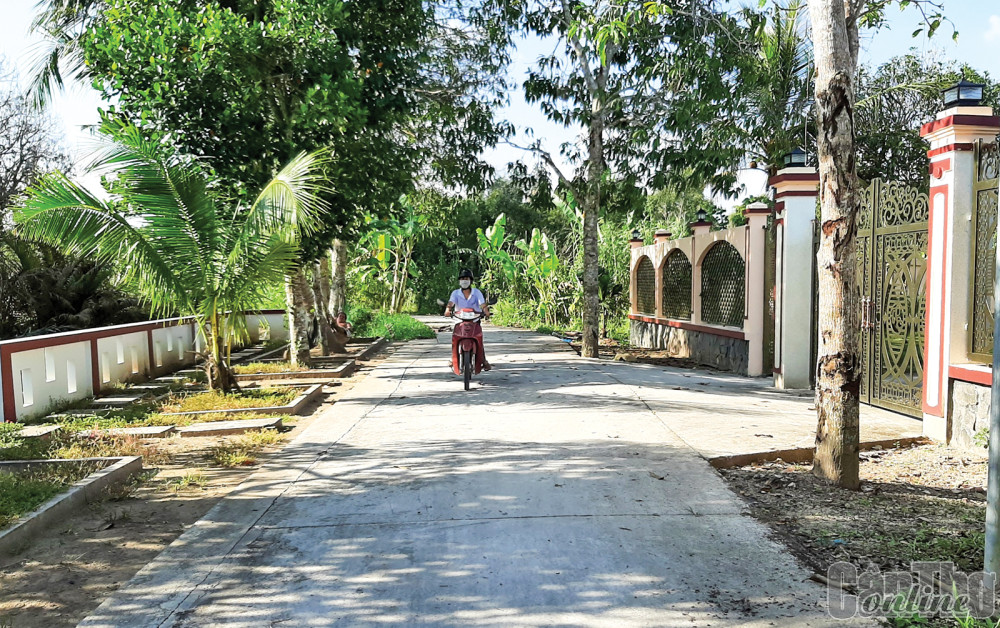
<box><xmin>770</xmin><ymin>167</ymin><xmax>820</xmax><ymax>389</ymax></box>
<box><xmin>745</xmin><ymin>204</ymin><xmax>771</xmax><ymax>377</ymax></box>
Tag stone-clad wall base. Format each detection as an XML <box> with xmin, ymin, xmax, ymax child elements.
<box><xmin>629</xmin><ymin>319</ymin><xmax>749</xmax><ymax>375</ymax></box>
<box><xmin>949</xmin><ymin>380</ymin><xmax>991</xmax><ymax>451</ymax></box>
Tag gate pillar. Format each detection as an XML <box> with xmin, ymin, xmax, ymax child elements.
<box><xmin>920</xmin><ymin>105</ymin><xmax>1000</xmax><ymax>441</ymax></box>
<box><xmin>769</xmin><ymin>167</ymin><xmax>820</xmax><ymax>389</ymax></box>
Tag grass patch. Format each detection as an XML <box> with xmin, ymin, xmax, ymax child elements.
<box><xmin>165</xmin><ymin>469</ymin><xmax>208</xmax><ymax>492</ymax></box>
<box><xmin>51</xmin><ymin>432</ymin><xmax>170</xmax><ymax>466</ymax></box>
<box><xmin>159</xmin><ymin>387</ymin><xmax>299</xmax><ymax>414</ymax></box>
<box><xmin>209</xmin><ymin>429</ymin><xmax>284</xmax><ymax>467</ymax></box>
<box><xmin>348</xmin><ymin>306</ymin><xmax>433</xmax><ymax>341</ymax></box>
<box><xmin>0</xmin><ymin>423</ymin><xmax>25</xmax><ymax>448</ymax></box>
<box><xmin>232</xmin><ymin>361</ymin><xmax>309</xmax><ymax>375</ymax></box>
<box><xmin>0</xmin><ymin>462</ymin><xmax>104</xmax><ymax>528</ymax></box>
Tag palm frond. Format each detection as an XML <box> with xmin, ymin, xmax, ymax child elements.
<box><xmin>14</xmin><ymin>171</ymin><xmax>191</xmax><ymax>316</ymax></box>
<box><xmin>244</xmin><ymin>149</ymin><xmax>332</xmax><ymax>238</ymax></box>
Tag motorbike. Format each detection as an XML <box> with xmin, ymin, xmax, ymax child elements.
<box><xmin>451</xmin><ymin>308</ymin><xmax>485</xmax><ymax>391</ymax></box>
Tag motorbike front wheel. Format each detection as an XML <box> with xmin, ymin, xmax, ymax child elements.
<box><xmin>463</xmin><ymin>349</ymin><xmax>473</xmax><ymax>391</ymax></box>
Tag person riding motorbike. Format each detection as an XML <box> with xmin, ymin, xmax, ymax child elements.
<box><xmin>443</xmin><ymin>269</ymin><xmax>491</xmax><ymax>371</ymax></box>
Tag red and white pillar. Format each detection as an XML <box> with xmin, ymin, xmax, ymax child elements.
<box><xmin>920</xmin><ymin>105</ymin><xmax>999</xmax><ymax>440</ymax></box>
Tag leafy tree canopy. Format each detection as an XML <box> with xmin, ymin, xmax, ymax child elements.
<box><xmin>73</xmin><ymin>0</ymin><xmax>508</xmax><ymax>261</ymax></box>
<box><xmin>855</xmin><ymin>52</ymin><xmax>999</xmax><ymax>187</ymax></box>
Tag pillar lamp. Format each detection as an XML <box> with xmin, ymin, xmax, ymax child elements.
<box><xmin>695</xmin><ymin>209</ymin><xmax>708</xmax><ymax>223</ymax></box>
<box><xmin>782</xmin><ymin>148</ymin><xmax>807</xmax><ymax>168</ymax></box>
<box><xmin>942</xmin><ymin>79</ymin><xmax>985</xmax><ymax>108</ymax></box>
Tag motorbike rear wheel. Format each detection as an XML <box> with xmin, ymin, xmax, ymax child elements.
<box><xmin>463</xmin><ymin>349</ymin><xmax>473</xmax><ymax>391</ymax></box>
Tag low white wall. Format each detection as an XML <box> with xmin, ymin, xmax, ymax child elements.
<box><xmin>249</xmin><ymin>312</ymin><xmax>289</xmax><ymax>343</ymax></box>
<box><xmin>9</xmin><ymin>341</ymin><xmax>93</xmax><ymax>421</ymax></box>
<box><xmin>1</xmin><ymin>310</ymin><xmax>287</xmax><ymax>423</ymax></box>
<box><xmin>150</xmin><ymin>325</ymin><xmax>197</xmax><ymax>373</ymax></box>
<box><xmin>96</xmin><ymin>331</ymin><xmax>151</xmax><ymax>386</ymax></box>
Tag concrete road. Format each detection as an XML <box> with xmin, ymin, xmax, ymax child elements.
<box><xmin>82</xmin><ymin>323</ymin><xmax>871</xmax><ymax>627</ymax></box>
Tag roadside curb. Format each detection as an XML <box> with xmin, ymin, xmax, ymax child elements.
<box><xmin>708</xmin><ymin>436</ymin><xmax>932</xmax><ymax>469</ymax></box>
<box><xmin>0</xmin><ymin>456</ymin><xmax>143</xmax><ymax>556</ymax></box>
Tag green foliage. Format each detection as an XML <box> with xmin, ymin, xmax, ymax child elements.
<box><xmin>351</xmin><ymin>195</ymin><xmax>434</xmax><ymax>313</ymax></box>
<box><xmin>478</xmin><ymin>214</ymin><xmax>562</xmax><ymax>324</ymax></box>
<box><xmin>742</xmin><ymin>0</ymin><xmax>814</xmax><ymax>170</ymax></box>
<box><xmin>491</xmin><ymin>0</ymin><xmax>760</xmax><ymax>194</ymax></box>
<box><xmin>347</xmin><ymin>306</ymin><xmax>434</xmax><ymax>341</ymax></box>
<box><xmin>973</xmin><ymin>427</ymin><xmax>989</xmax><ymax>449</ymax></box>
<box><xmin>856</xmin><ymin>54</ymin><xmax>1000</xmax><ymax>187</ymax></box>
<box><xmin>15</xmin><ymin>123</ymin><xmax>328</xmax><ymax>389</ymax></box>
<box><xmin>0</xmin><ymin>463</ymin><xmax>102</xmax><ymax>528</ymax></box>
<box><xmin>643</xmin><ymin>185</ymin><xmax>726</xmax><ymax>238</ymax></box>
<box><xmin>65</xmin><ymin>0</ymin><xmax>510</xmax><ymax>263</ymax></box>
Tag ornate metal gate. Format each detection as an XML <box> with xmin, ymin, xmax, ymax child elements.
<box><xmin>856</xmin><ymin>179</ymin><xmax>929</xmax><ymax>417</ymax></box>
<box><xmin>969</xmin><ymin>139</ymin><xmax>998</xmax><ymax>362</ymax></box>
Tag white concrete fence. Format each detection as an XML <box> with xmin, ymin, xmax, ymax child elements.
<box><xmin>0</xmin><ymin>311</ymin><xmax>288</xmax><ymax>423</ymax></box>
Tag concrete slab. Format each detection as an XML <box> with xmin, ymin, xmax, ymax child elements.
<box><xmin>154</xmin><ymin>376</ymin><xmax>190</xmax><ymax>385</ymax></box>
<box><xmin>176</xmin><ymin>417</ymin><xmax>282</xmax><ymax>437</ymax></box>
<box><xmin>47</xmin><ymin>408</ymin><xmax>113</xmax><ymax>419</ymax></box>
<box><xmin>104</xmin><ymin>426</ymin><xmax>176</xmax><ymax>438</ymax></box>
<box><xmin>82</xmin><ymin>328</ymin><xmax>877</xmax><ymax>627</ymax></box>
<box><xmin>17</xmin><ymin>424</ymin><xmax>61</xmax><ymax>439</ymax></box>
<box><xmin>92</xmin><ymin>395</ymin><xmax>144</xmax><ymax>408</ymax></box>
<box><xmin>127</xmin><ymin>383</ymin><xmax>172</xmax><ymax>395</ymax></box>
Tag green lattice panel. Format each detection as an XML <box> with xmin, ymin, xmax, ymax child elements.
<box><xmin>971</xmin><ymin>140</ymin><xmax>999</xmax><ymax>360</ymax></box>
<box><xmin>661</xmin><ymin>250</ymin><xmax>692</xmax><ymax>320</ymax></box>
<box><xmin>635</xmin><ymin>256</ymin><xmax>656</xmax><ymax>316</ymax></box>
<box><xmin>700</xmin><ymin>242</ymin><xmax>745</xmax><ymax>328</ymax></box>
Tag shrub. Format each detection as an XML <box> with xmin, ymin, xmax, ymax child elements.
<box><xmin>347</xmin><ymin>306</ymin><xmax>434</xmax><ymax>341</ymax></box>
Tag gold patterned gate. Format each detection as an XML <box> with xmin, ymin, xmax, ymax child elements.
<box><xmin>856</xmin><ymin>179</ymin><xmax>929</xmax><ymax>417</ymax></box>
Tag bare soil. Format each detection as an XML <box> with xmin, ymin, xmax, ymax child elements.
<box><xmin>0</xmin><ymin>344</ymin><xmax>394</xmax><ymax>628</ymax></box>
<box><xmin>719</xmin><ymin>443</ymin><xmax>987</xmax><ymax>589</ymax></box>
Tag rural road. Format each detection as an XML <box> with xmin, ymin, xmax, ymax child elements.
<box><xmin>81</xmin><ymin>321</ymin><xmax>872</xmax><ymax>627</ymax></box>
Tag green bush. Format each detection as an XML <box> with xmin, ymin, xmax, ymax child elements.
<box><xmin>347</xmin><ymin>306</ymin><xmax>434</xmax><ymax>341</ymax></box>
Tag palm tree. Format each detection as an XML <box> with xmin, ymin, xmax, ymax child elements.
<box><xmin>27</xmin><ymin>0</ymin><xmax>105</xmax><ymax>107</ymax></box>
<box><xmin>745</xmin><ymin>0</ymin><xmax>814</xmax><ymax>171</ymax></box>
<box><xmin>14</xmin><ymin>123</ymin><xmax>329</xmax><ymax>390</ymax></box>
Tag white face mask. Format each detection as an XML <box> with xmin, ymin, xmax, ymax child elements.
<box><xmin>459</xmin><ymin>279</ymin><xmax>471</xmax><ymax>289</ymax></box>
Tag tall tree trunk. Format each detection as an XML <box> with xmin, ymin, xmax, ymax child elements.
<box><xmin>203</xmin><ymin>317</ymin><xmax>239</xmax><ymax>393</ymax></box>
<box><xmin>285</xmin><ymin>267</ymin><xmax>312</xmax><ymax>367</ymax></box>
<box><xmin>329</xmin><ymin>239</ymin><xmax>347</xmax><ymax>317</ymax></box>
<box><xmin>312</xmin><ymin>261</ymin><xmax>337</xmax><ymax>355</ymax></box>
<box><xmin>581</xmin><ymin>115</ymin><xmax>602</xmax><ymax>358</ymax></box>
<box><xmin>808</xmin><ymin>0</ymin><xmax>861</xmax><ymax>490</ymax></box>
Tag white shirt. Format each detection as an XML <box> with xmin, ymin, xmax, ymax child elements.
<box><xmin>449</xmin><ymin>288</ymin><xmax>486</xmax><ymax>312</ymax></box>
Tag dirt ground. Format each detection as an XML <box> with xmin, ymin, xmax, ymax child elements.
<box><xmin>0</xmin><ymin>345</ymin><xmax>394</xmax><ymax>628</ymax></box>
<box><xmin>719</xmin><ymin>444</ymin><xmax>988</xmax><ymax>589</ymax></box>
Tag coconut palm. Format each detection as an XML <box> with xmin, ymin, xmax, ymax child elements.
<box><xmin>745</xmin><ymin>0</ymin><xmax>814</xmax><ymax>171</ymax></box>
<box><xmin>14</xmin><ymin>123</ymin><xmax>329</xmax><ymax>390</ymax></box>
<box><xmin>27</xmin><ymin>0</ymin><xmax>105</xmax><ymax>108</ymax></box>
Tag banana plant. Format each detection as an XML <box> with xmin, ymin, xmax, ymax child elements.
<box><xmin>476</xmin><ymin>213</ymin><xmax>523</xmax><ymax>291</ymax></box>
<box><xmin>515</xmin><ymin>228</ymin><xmax>560</xmax><ymax>324</ymax></box>
<box><xmin>354</xmin><ymin>195</ymin><xmax>430</xmax><ymax>313</ymax></box>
